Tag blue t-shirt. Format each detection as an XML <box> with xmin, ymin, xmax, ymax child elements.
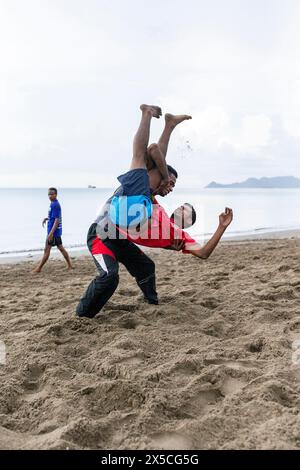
<box><xmin>47</xmin><ymin>200</ymin><xmax>62</xmax><ymax>236</ymax></box>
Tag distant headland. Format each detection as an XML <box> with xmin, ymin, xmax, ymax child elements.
<box><xmin>205</xmin><ymin>176</ymin><xmax>300</xmax><ymax>189</ymax></box>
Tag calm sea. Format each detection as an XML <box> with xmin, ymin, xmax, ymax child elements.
<box><xmin>1</xmin><ymin>187</ymin><xmax>300</xmax><ymax>257</ymax></box>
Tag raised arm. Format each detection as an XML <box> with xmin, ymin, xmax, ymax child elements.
<box><xmin>186</xmin><ymin>208</ymin><xmax>233</xmax><ymax>259</ymax></box>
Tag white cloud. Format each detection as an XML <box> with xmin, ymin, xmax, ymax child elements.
<box><xmin>178</xmin><ymin>106</ymin><xmax>230</xmax><ymax>150</ymax></box>
<box><xmin>0</xmin><ymin>0</ymin><xmax>300</xmax><ymax>187</ymax></box>
<box><xmin>0</xmin><ymin>1</ymin><xmax>131</xmax><ymax>84</ymax></box>
<box><xmin>172</xmin><ymin>108</ymin><xmax>272</xmax><ymax>154</ymax></box>
<box><xmin>223</xmin><ymin>114</ymin><xmax>273</xmax><ymax>152</ymax></box>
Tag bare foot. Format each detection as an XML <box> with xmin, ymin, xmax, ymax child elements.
<box><xmin>32</xmin><ymin>268</ymin><xmax>41</xmax><ymax>274</ymax></box>
<box><xmin>140</xmin><ymin>104</ymin><xmax>162</xmax><ymax>118</ymax></box>
<box><xmin>67</xmin><ymin>265</ymin><xmax>74</xmax><ymax>270</ymax></box>
<box><xmin>165</xmin><ymin>113</ymin><xmax>192</xmax><ymax>127</ymax></box>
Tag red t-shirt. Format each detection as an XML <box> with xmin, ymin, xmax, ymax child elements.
<box><xmin>118</xmin><ymin>198</ymin><xmax>198</xmax><ymax>253</ymax></box>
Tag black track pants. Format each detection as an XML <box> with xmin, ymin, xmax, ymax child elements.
<box><xmin>76</xmin><ymin>224</ymin><xmax>158</xmax><ymax>318</ymax></box>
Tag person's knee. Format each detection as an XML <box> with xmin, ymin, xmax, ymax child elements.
<box><xmin>147</xmin><ymin>143</ymin><xmax>159</xmax><ymax>157</ymax></box>
<box><xmin>100</xmin><ymin>272</ymin><xmax>119</xmax><ymax>290</ymax></box>
<box><xmin>149</xmin><ymin>258</ymin><xmax>155</xmax><ymax>270</ymax></box>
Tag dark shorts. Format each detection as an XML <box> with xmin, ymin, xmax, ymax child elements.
<box><xmin>46</xmin><ymin>236</ymin><xmax>63</xmax><ymax>247</ymax></box>
<box><xmin>111</xmin><ymin>169</ymin><xmax>152</xmax><ymax>227</ymax></box>
<box><xmin>117</xmin><ymin>168</ymin><xmax>151</xmax><ymax>198</ymax></box>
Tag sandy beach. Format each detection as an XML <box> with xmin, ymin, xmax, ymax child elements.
<box><xmin>1</xmin><ymin>238</ymin><xmax>300</xmax><ymax>450</ymax></box>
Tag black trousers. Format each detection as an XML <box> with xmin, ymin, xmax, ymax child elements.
<box><xmin>76</xmin><ymin>224</ymin><xmax>158</xmax><ymax>318</ymax></box>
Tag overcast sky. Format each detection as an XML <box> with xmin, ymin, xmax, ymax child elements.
<box><xmin>1</xmin><ymin>0</ymin><xmax>300</xmax><ymax>188</ymax></box>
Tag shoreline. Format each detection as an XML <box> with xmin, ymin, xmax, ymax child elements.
<box><xmin>223</xmin><ymin>228</ymin><xmax>300</xmax><ymax>241</ymax></box>
<box><xmin>0</xmin><ymin>228</ymin><xmax>300</xmax><ymax>265</ymax></box>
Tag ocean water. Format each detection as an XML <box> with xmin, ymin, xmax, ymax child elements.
<box><xmin>1</xmin><ymin>187</ymin><xmax>300</xmax><ymax>257</ymax></box>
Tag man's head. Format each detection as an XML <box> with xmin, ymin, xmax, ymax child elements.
<box><xmin>149</xmin><ymin>165</ymin><xmax>178</xmax><ymax>197</ymax></box>
<box><xmin>166</xmin><ymin>165</ymin><xmax>178</xmax><ymax>195</ymax></box>
<box><xmin>48</xmin><ymin>187</ymin><xmax>57</xmax><ymax>202</ymax></box>
<box><xmin>171</xmin><ymin>202</ymin><xmax>196</xmax><ymax>229</ymax></box>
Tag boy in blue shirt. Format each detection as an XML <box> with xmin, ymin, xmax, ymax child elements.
<box><xmin>33</xmin><ymin>187</ymin><xmax>73</xmax><ymax>273</ymax></box>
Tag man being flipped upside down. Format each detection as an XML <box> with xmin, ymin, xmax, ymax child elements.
<box><xmin>76</xmin><ymin>104</ymin><xmax>233</xmax><ymax>318</ymax></box>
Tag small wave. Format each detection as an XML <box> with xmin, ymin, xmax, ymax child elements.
<box><xmin>191</xmin><ymin>225</ymin><xmax>300</xmax><ymax>240</ymax></box>
<box><xmin>1</xmin><ymin>224</ymin><xmax>300</xmax><ymax>257</ymax></box>
<box><xmin>0</xmin><ymin>243</ymin><xmax>86</xmax><ymax>257</ymax></box>
<box><xmin>254</xmin><ymin>227</ymin><xmax>273</xmax><ymax>232</ymax></box>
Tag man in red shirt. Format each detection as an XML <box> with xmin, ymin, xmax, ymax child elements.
<box><xmin>121</xmin><ymin>197</ymin><xmax>233</xmax><ymax>258</ymax></box>
<box><xmin>120</xmin><ymin>197</ymin><xmax>199</xmax><ymax>252</ymax></box>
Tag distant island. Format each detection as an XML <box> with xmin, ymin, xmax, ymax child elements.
<box><xmin>88</xmin><ymin>185</ymin><xmax>96</xmax><ymax>189</ymax></box>
<box><xmin>205</xmin><ymin>176</ymin><xmax>300</xmax><ymax>189</ymax></box>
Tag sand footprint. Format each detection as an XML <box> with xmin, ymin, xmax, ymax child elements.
<box><xmin>118</xmin><ymin>355</ymin><xmax>143</xmax><ymax>365</ymax></box>
<box><xmin>22</xmin><ymin>364</ymin><xmax>45</xmax><ymax>393</ymax></box>
<box><xmin>261</xmin><ymin>380</ymin><xmax>300</xmax><ymax>408</ymax></box>
<box><xmin>177</xmin><ymin>289</ymin><xmax>196</xmax><ymax>298</ymax></box>
<box><xmin>182</xmin><ymin>389</ymin><xmax>223</xmax><ymax>418</ymax></box>
<box><xmin>232</xmin><ymin>264</ymin><xmax>245</xmax><ymax>271</ymax></box>
<box><xmin>150</xmin><ymin>432</ymin><xmax>192</xmax><ymax>450</ymax></box>
<box><xmin>117</xmin><ymin>288</ymin><xmax>139</xmax><ymax>297</ymax></box>
<box><xmin>199</xmin><ymin>297</ymin><xmax>219</xmax><ymax>309</ymax></box>
<box><xmin>117</xmin><ymin>317</ymin><xmax>139</xmax><ymax>330</ymax></box>
<box><xmin>220</xmin><ymin>377</ymin><xmax>246</xmax><ymax>396</ymax></box>
<box><xmin>247</xmin><ymin>338</ymin><xmax>265</xmax><ymax>353</ymax></box>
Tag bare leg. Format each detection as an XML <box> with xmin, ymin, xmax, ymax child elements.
<box><xmin>157</xmin><ymin>113</ymin><xmax>192</xmax><ymax>158</ymax></box>
<box><xmin>130</xmin><ymin>104</ymin><xmax>162</xmax><ymax>171</ymax></box>
<box><xmin>146</xmin><ymin>114</ymin><xmax>192</xmax><ymax>194</ymax></box>
<box><xmin>33</xmin><ymin>245</ymin><xmax>52</xmax><ymax>273</ymax></box>
<box><xmin>146</xmin><ymin>142</ymin><xmax>171</xmax><ymax>181</ymax></box>
<box><xmin>58</xmin><ymin>245</ymin><xmax>73</xmax><ymax>270</ymax></box>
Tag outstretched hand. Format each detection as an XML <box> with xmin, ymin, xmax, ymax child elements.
<box><xmin>165</xmin><ymin>238</ymin><xmax>185</xmax><ymax>251</ymax></box>
<box><xmin>219</xmin><ymin>207</ymin><xmax>233</xmax><ymax>228</ymax></box>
